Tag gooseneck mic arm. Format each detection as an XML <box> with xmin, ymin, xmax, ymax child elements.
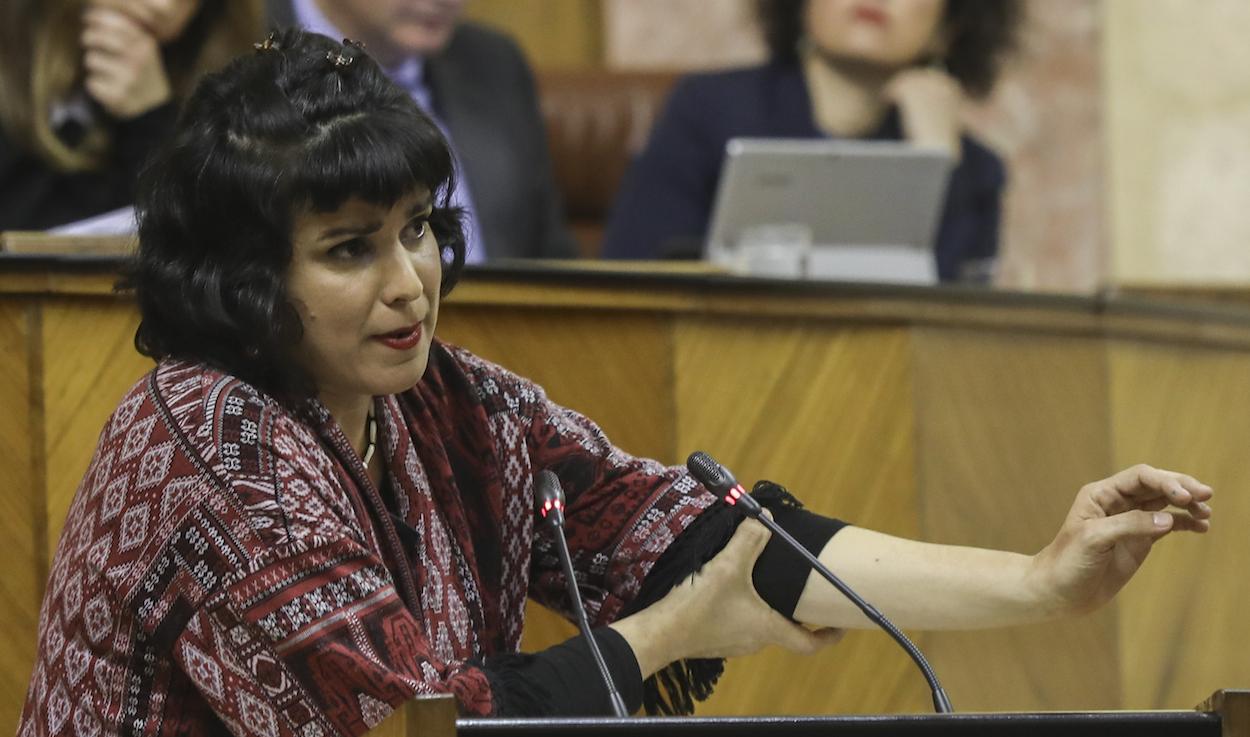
<box><xmin>534</xmin><ymin>470</ymin><xmax>630</xmax><ymax>718</ymax></box>
<box><xmin>685</xmin><ymin>451</ymin><xmax>954</xmax><ymax>714</ymax></box>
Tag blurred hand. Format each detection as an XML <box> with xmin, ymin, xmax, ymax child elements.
<box><xmin>884</xmin><ymin>67</ymin><xmax>963</xmax><ymax>157</ymax></box>
<box><xmin>1029</xmin><ymin>464</ymin><xmax>1213</xmax><ymax>616</ymax></box>
<box><xmin>81</xmin><ymin>6</ymin><xmax>171</xmax><ymax>120</ymax></box>
<box><xmin>89</xmin><ymin>0</ymin><xmax>202</xmax><ymax>44</ymax></box>
<box><xmin>613</xmin><ymin>514</ymin><xmax>843</xmax><ymax>677</ymax></box>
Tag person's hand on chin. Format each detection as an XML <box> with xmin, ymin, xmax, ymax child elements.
<box><xmin>884</xmin><ymin>66</ymin><xmax>963</xmax><ymax>159</ymax></box>
<box><xmin>81</xmin><ymin>5</ymin><xmax>171</xmax><ymax>119</ymax></box>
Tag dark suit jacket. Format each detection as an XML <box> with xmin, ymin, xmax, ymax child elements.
<box><xmin>602</xmin><ymin>62</ymin><xmax>1006</xmax><ymax>282</ymax></box>
<box><xmin>267</xmin><ymin>2</ymin><xmax>576</xmax><ymax>259</ymax></box>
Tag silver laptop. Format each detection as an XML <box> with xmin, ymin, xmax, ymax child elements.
<box><xmin>705</xmin><ymin>138</ymin><xmax>953</xmax><ymax>283</ymax></box>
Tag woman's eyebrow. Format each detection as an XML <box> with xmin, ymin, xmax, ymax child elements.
<box><xmin>318</xmin><ymin>221</ymin><xmax>382</xmax><ymax>241</ymax></box>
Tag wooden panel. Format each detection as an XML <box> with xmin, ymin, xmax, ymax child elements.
<box><xmin>0</xmin><ymin>302</ymin><xmax>42</xmax><ymax>730</ymax></box>
<box><xmin>913</xmin><ymin>328</ymin><xmax>1118</xmax><ymax>711</ymax></box>
<box><xmin>464</xmin><ymin>0</ymin><xmax>603</xmax><ymax>69</ymax></box>
<box><xmin>370</xmin><ymin>694</ymin><xmax>456</xmax><ymax>737</ymax></box>
<box><xmin>0</xmin><ymin>231</ymin><xmax>134</xmax><ymax>255</ymax></box>
<box><xmin>673</xmin><ymin>319</ymin><xmax>927</xmax><ymax>715</ymax></box>
<box><xmin>40</xmin><ymin>300</ymin><xmax>151</xmax><ymax>553</ymax></box>
<box><xmin>1110</xmin><ymin>342</ymin><xmax>1250</xmax><ymax>709</ymax></box>
<box><xmin>438</xmin><ymin>304</ymin><xmax>675</xmax><ymax>462</ymax></box>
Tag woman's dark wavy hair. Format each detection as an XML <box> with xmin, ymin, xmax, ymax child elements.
<box><xmin>122</xmin><ymin>28</ymin><xmax>465</xmax><ymax>401</ymax></box>
<box><xmin>756</xmin><ymin>0</ymin><xmax>1024</xmax><ymax>98</ymax></box>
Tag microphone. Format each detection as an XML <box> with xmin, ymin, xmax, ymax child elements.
<box><xmin>534</xmin><ymin>470</ymin><xmax>630</xmax><ymax>717</ymax></box>
<box><xmin>685</xmin><ymin>451</ymin><xmax>954</xmax><ymax>714</ymax></box>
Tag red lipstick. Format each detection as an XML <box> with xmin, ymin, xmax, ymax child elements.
<box><xmin>852</xmin><ymin>5</ymin><xmax>889</xmax><ymax>25</ymax></box>
<box><xmin>376</xmin><ymin>324</ymin><xmax>423</xmax><ymax>350</ymax></box>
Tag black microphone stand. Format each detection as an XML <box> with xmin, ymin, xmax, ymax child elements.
<box><xmin>535</xmin><ymin>471</ymin><xmax>630</xmax><ymax>718</ymax></box>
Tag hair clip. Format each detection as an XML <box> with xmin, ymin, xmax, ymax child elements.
<box><xmin>253</xmin><ymin>32</ymin><xmax>280</xmax><ymax>52</ymax></box>
<box><xmin>326</xmin><ymin>38</ymin><xmax>366</xmax><ymax>68</ymax></box>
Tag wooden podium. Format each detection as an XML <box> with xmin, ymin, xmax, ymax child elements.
<box><xmin>3</xmin><ymin>250</ymin><xmax>1250</xmax><ymax>729</ymax></box>
<box><xmin>373</xmin><ymin>690</ymin><xmax>1250</xmax><ymax>736</ymax></box>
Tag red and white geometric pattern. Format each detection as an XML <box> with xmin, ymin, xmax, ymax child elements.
<box><xmin>18</xmin><ymin>342</ymin><xmax>718</xmax><ymax>735</ymax></box>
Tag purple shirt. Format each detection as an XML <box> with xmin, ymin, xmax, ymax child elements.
<box><xmin>293</xmin><ymin>0</ymin><xmax>486</xmax><ymax>263</ymax></box>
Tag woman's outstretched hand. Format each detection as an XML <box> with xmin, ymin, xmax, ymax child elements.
<box><xmin>1029</xmin><ymin>464</ymin><xmax>1213</xmax><ymax>617</ymax></box>
<box><xmin>611</xmin><ymin>515</ymin><xmax>842</xmax><ymax>679</ymax></box>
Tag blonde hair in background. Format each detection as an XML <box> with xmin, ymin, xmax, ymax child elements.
<box><xmin>0</xmin><ymin>0</ymin><xmax>43</xmax><ymax>157</ymax></box>
<box><xmin>0</xmin><ymin>0</ymin><xmax>264</xmax><ymax>173</ymax></box>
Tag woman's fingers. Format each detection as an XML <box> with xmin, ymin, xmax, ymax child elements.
<box><xmin>78</xmin><ymin>6</ymin><xmax>170</xmax><ymax>119</ymax></box>
<box><xmin>83</xmin><ymin>51</ymin><xmax>130</xmax><ymax>95</ymax></box>
<box><xmin>884</xmin><ymin>68</ymin><xmax>962</xmax><ymax>154</ymax></box>
<box><xmin>1086</xmin><ymin>506</ymin><xmax>1211</xmax><ymax>553</ymax></box>
<box><xmin>1087</xmin><ymin>464</ymin><xmax>1214</xmax><ymax>517</ymax></box>
<box><xmin>1086</xmin><ymin>509</ymin><xmax>1173</xmax><ymax>551</ymax></box>
<box><xmin>1113</xmin><ymin>465</ymin><xmax>1212</xmax><ymax>502</ymax></box>
<box><xmin>721</xmin><ymin>515</ymin><xmax>772</xmax><ymax>570</ymax></box>
<box><xmin>1167</xmin><ymin>511</ymin><xmax>1211</xmax><ymax>533</ymax></box>
<box><xmin>1186</xmin><ymin>498</ymin><xmax>1213</xmax><ymax>520</ymax></box>
<box><xmin>82</xmin><ymin>7</ymin><xmax>145</xmax><ymax>50</ymax></box>
<box><xmin>741</xmin><ymin>516</ymin><xmax>772</xmax><ymax>557</ymax></box>
<box><xmin>89</xmin><ymin>0</ymin><xmax>159</xmax><ymax>28</ymax></box>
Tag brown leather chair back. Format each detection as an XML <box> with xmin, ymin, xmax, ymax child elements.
<box><xmin>537</xmin><ymin>69</ymin><xmax>678</xmax><ymax>257</ymax></box>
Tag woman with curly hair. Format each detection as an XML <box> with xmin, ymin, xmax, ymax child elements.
<box><xmin>603</xmin><ymin>0</ymin><xmax>1023</xmax><ymax>283</ymax></box>
<box><xmin>16</xmin><ymin>28</ymin><xmax>1213</xmax><ymax>736</ymax></box>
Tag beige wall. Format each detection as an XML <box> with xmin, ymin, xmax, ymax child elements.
<box><xmin>464</xmin><ymin>0</ymin><xmax>604</xmax><ymax>68</ymax></box>
<box><xmin>603</xmin><ymin>0</ymin><xmax>765</xmax><ymax>70</ymax></box>
<box><xmin>1106</xmin><ymin>0</ymin><xmax>1250</xmax><ymax>285</ymax></box>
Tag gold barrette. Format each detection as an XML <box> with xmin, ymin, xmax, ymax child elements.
<box><xmin>253</xmin><ymin>32</ymin><xmax>279</xmax><ymax>52</ymax></box>
<box><xmin>326</xmin><ymin>38</ymin><xmax>366</xmax><ymax>68</ymax></box>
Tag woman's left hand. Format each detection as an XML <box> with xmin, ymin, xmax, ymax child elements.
<box><xmin>884</xmin><ymin>67</ymin><xmax>964</xmax><ymax>158</ymax></box>
<box><xmin>1029</xmin><ymin>464</ymin><xmax>1213</xmax><ymax>616</ymax></box>
<box><xmin>81</xmin><ymin>5</ymin><xmax>172</xmax><ymax>119</ymax></box>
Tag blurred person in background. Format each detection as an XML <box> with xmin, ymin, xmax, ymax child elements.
<box><xmin>0</xmin><ymin>0</ymin><xmax>263</xmax><ymax>231</ymax></box>
<box><xmin>267</xmin><ymin>0</ymin><xmax>579</xmax><ymax>262</ymax></box>
<box><xmin>602</xmin><ymin>0</ymin><xmax>1022</xmax><ymax>283</ymax></box>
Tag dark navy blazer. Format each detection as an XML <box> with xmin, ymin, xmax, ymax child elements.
<box><xmin>601</xmin><ymin>62</ymin><xmax>1006</xmax><ymax>282</ymax></box>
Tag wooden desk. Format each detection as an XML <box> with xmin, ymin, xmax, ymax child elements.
<box><xmin>4</xmin><ymin>257</ymin><xmax>1250</xmax><ymax>730</ymax></box>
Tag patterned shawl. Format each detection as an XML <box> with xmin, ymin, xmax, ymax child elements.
<box><xmin>18</xmin><ymin>340</ymin><xmax>716</xmax><ymax>736</ymax></box>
